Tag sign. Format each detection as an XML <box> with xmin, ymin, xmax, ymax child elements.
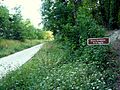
<box><xmin>87</xmin><ymin>38</ymin><xmax>110</xmax><ymax>45</ymax></box>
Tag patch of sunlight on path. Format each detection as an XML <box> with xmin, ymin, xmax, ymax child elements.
<box><xmin>0</xmin><ymin>43</ymin><xmax>44</xmax><ymax>79</ymax></box>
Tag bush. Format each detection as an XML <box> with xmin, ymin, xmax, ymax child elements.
<box><xmin>42</xmin><ymin>31</ymin><xmax>54</xmax><ymax>40</ymax></box>
<box><xmin>55</xmin><ymin>7</ymin><xmax>118</xmax><ymax>89</ymax></box>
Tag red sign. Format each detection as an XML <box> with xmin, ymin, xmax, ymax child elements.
<box><xmin>87</xmin><ymin>38</ymin><xmax>110</xmax><ymax>45</ymax></box>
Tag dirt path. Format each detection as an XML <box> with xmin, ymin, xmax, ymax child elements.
<box><xmin>0</xmin><ymin>44</ymin><xmax>43</xmax><ymax>79</ymax></box>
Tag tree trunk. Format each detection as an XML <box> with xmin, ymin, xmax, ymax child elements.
<box><xmin>99</xmin><ymin>0</ymin><xmax>108</xmax><ymax>27</ymax></box>
<box><xmin>109</xmin><ymin>0</ymin><xmax>119</xmax><ymax>29</ymax></box>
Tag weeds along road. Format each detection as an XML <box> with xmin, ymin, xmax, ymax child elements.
<box><xmin>0</xmin><ymin>43</ymin><xmax>44</xmax><ymax>79</ymax></box>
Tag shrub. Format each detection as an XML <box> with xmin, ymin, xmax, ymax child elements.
<box><xmin>42</xmin><ymin>31</ymin><xmax>54</xmax><ymax>40</ymax></box>
<box><xmin>56</xmin><ymin>7</ymin><xmax>118</xmax><ymax>89</ymax></box>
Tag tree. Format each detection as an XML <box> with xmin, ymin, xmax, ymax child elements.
<box><xmin>85</xmin><ymin>0</ymin><xmax>120</xmax><ymax>29</ymax></box>
<box><xmin>0</xmin><ymin>6</ymin><xmax>10</xmax><ymax>38</ymax></box>
<box><xmin>41</xmin><ymin>0</ymin><xmax>82</xmax><ymax>35</ymax></box>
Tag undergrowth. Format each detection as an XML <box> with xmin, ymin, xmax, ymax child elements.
<box><xmin>0</xmin><ymin>41</ymin><xmax>118</xmax><ymax>90</ymax></box>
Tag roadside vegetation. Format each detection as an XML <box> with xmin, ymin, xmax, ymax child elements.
<box><xmin>0</xmin><ymin>41</ymin><xmax>118</xmax><ymax>90</ymax></box>
<box><xmin>0</xmin><ymin>0</ymin><xmax>120</xmax><ymax>90</ymax></box>
<box><xmin>0</xmin><ymin>39</ymin><xmax>44</xmax><ymax>58</ymax></box>
<box><xmin>0</xmin><ymin>5</ymin><xmax>54</xmax><ymax>58</ymax></box>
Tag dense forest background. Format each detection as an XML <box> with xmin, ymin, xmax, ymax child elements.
<box><xmin>42</xmin><ymin>0</ymin><xmax>120</xmax><ymax>32</ymax></box>
<box><xmin>41</xmin><ymin>0</ymin><xmax>120</xmax><ymax>53</ymax></box>
<box><xmin>0</xmin><ymin>5</ymin><xmax>54</xmax><ymax>41</ymax></box>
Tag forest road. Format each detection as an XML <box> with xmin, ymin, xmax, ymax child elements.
<box><xmin>0</xmin><ymin>43</ymin><xmax>44</xmax><ymax>79</ymax></box>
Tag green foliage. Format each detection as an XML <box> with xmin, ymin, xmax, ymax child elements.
<box><xmin>0</xmin><ymin>6</ymin><xmax>46</xmax><ymax>41</ymax></box>
<box><xmin>0</xmin><ymin>42</ymin><xmax>117</xmax><ymax>90</ymax></box>
<box><xmin>0</xmin><ymin>6</ymin><xmax>10</xmax><ymax>38</ymax></box>
<box><xmin>41</xmin><ymin>31</ymin><xmax>54</xmax><ymax>40</ymax></box>
<box><xmin>85</xmin><ymin>0</ymin><xmax>120</xmax><ymax>29</ymax></box>
<box><xmin>0</xmin><ymin>0</ymin><xmax>118</xmax><ymax>89</ymax></box>
<box><xmin>41</xmin><ymin>1</ymin><xmax>118</xmax><ymax>89</ymax></box>
<box><xmin>0</xmin><ymin>39</ymin><xmax>43</xmax><ymax>58</ymax></box>
<box><xmin>60</xmin><ymin>7</ymin><xmax>105</xmax><ymax>51</ymax></box>
<box><xmin>41</xmin><ymin>0</ymin><xmax>82</xmax><ymax>34</ymax></box>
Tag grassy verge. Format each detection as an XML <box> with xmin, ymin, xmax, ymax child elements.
<box><xmin>0</xmin><ymin>41</ymin><xmax>118</xmax><ymax>90</ymax></box>
<box><xmin>0</xmin><ymin>39</ymin><xmax>44</xmax><ymax>58</ymax></box>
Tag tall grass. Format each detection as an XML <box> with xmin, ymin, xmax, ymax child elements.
<box><xmin>0</xmin><ymin>39</ymin><xmax>43</xmax><ymax>58</ymax></box>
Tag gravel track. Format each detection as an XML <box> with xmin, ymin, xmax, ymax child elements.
<box><xmin>0</xmin><ymin>44</ymin><xmax>43</xmax><ymax>79</ymax></box>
